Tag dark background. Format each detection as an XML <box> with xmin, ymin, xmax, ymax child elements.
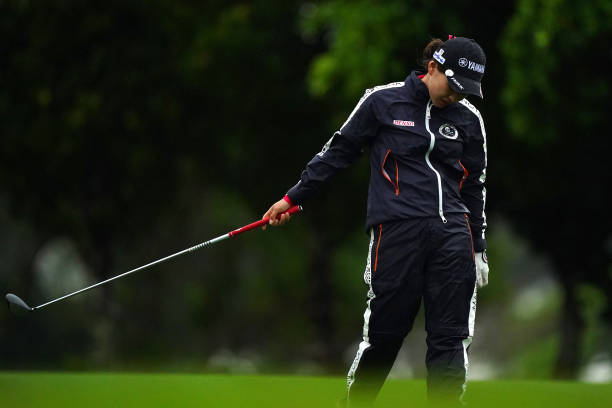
<box><xmin>1</xmin><ymin>0</ymin><xmax>611</xmax><ymax>381</ymax></box>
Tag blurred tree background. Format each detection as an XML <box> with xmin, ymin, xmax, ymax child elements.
<box><xmin>1</xmin><ymin>0</ymin><xmax>610</xmax><ymax>382</ymax></box>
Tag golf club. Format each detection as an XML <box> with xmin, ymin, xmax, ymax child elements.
<box><xmin>5</xmin><ymin>205</ymin><xmax>302</xmax><ymax>313</ymax></box>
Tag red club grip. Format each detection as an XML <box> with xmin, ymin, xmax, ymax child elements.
<box><xmin>229</xmin><ymin>205</ymin><xmax>302</xmax><ymax>237</ymax></box>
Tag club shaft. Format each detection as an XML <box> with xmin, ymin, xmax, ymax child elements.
<box><xmin>29</xmin><ymin>205</ymin><xmax>302</xmax><ymax>310</ymax></box>
<box><xmin>33</xmin><ymin>233</ymin><xmax>230</xmax><ymax>310</ymax></box>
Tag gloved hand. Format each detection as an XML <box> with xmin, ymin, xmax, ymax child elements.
<box><xmin>475</xmin><ymin>251</ymin><xmax>489</xmax><ymax>288</ymax></box>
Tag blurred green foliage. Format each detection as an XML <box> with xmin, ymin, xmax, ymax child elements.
<box><xmin>502</xmin><ymin>0</ymin><xmax>612</xmax><ymax>144</ymax></box>
<box><xmin>500</xmin><ymin>0</ymin><xmax>612</xmax><ymax>377</ymax></box>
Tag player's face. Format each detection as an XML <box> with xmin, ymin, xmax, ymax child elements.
<box><xmin>426</xmin><ymin>62</ymin><xmax>465</xmax><ymax>108</ymax></box>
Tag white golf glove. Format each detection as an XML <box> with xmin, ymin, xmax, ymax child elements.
<box><xmin>475</xmin><ymin>251</ymin><xmax>489</xmax><ymax>288</ymax></box>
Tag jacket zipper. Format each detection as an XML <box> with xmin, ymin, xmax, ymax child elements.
<box><xmin>425</xmin><ymin>100</ymin><xmax>447</xmax><ymax>223</ymax></box>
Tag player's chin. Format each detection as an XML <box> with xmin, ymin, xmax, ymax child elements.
<box><xmin>433</xmin><ymin>101</ymin><xmax>448</xmax><ymax>109</ymax></box>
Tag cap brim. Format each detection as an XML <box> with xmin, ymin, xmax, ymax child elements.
<box><xmin>446</xmin><ymin>74</ymin><xmax>484</xmax><ymax>99</ymax></box>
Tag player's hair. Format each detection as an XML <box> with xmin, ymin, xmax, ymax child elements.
<box><xmin>421</xmin><ymin>38</ymin><xmax>444</xmax><ymax>70</ymax></box>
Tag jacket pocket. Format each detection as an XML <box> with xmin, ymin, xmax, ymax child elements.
<box><xmin>381</xmin><ymin>149</ymin><xmax>399</xmax><ymax>196</ymax></box>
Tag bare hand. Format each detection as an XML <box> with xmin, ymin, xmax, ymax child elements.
<box><xmin>261</xmin><ymin>199</ymin><xmax>291</xmax><ymax>230</ymax></box>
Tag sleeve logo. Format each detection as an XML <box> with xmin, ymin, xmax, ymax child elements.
<box><xmin>317</xmin><ymin>134</ymin><xmax>336</xmax><ymax>157</ymax></box>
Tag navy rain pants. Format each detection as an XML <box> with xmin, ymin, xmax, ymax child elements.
<box><xmin>346</xmin><ymin>214</ymin><xmax>478</xmax><ymax>405</ymax></box>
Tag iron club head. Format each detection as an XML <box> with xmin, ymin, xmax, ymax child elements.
<box><xmin>5</xmin><ymin>293</ymin><xmax>34</xmax><ymax>312</ymax></box>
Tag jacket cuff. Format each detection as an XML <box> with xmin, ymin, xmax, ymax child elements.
<box><xmin>473</xmin><ymin>237</ymin><xmax>487</xmax><ymax>253</ymax></box>
<box><xmin>286</xmin><ymin>184</ymin><xmax>306</xmax><ymax>205</ymax></box>
<box><xmin>283</xmin><ymin>194</ymin><xmax>294</xmax><ymax>206</ymax></box>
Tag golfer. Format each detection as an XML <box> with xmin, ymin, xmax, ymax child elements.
<box><xmin>264</xmin><ymin>36</ymin><xmax>489</xmax><ymax>406</ymax></box>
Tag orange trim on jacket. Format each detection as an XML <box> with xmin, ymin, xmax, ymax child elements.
<box><xmin>458</xmin><ymin>161</ymin><xmax>468</xmax><ymax>190</ymax></box>
<box><xmin>374</xmin><ymin>224</ymin><xmax>383</xmax><ymax>271</ymax></box>
<box><xmin>382</xmin><ymin>150</ymin><xmax>399</xmax><ymax>196</ymax></box>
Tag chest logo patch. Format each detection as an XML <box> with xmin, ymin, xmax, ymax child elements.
<box><xmin>439</xmin><ymin>123</ymin><xmax>458</xmax><ymax>139</ymax></box>
<box><xmin>393</xmin><ymin>120</ymin><xmax>415</xmax><ymax>127</ymax></box>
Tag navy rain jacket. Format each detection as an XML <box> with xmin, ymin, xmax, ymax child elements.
<box><xmin>286</xmin><ymin>71</ymin><xmax>488</xmax><ymax>251</ymax></box>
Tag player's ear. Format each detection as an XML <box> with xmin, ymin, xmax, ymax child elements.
<box><xmin>428</xmin><ymin>60</ymin><xmax>437</xmax><ymax>75</ymax></box>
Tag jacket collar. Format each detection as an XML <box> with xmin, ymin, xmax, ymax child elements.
<box><xmin>404</xmin><ymin>70</ymin><xmax>430</xmax><ymax>102</ymax></box>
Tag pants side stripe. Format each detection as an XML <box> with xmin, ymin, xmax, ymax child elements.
<box><xmin>460</xmin><ymin>284</ymin><xmax>478</xmax><ymax>401</ymax></box>
<box><xmin>347</xmin><ymin>229</ymin><xmax>377</xmax><ymax>394</ymax></box>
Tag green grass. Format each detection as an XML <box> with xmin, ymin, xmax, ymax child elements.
<box><xmin>0</xmin><ymin>372</ymin><xmax>610</xmax><ymax>407</ymax></box>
